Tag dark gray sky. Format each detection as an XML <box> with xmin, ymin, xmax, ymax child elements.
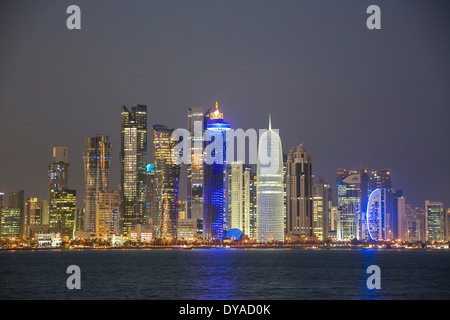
<box><xmin>0</xmin><ymin>0</ymin><xmax>449</xmax><ymax>208</ymax></box>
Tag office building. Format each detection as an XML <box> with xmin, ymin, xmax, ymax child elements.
<box><xmin>153</xmin><ymin>124</ymin><xmax>181</xmax><ymax>241</ymax></box>
<box><xmin>313</xmin><ymin>179</ymin><xmax>331</xmax><ymax>241</ymax></box>
<box><xmin>83</xmin><ymin>135</ymin><xmax>112</xmax><ymax>233</ymax></box>
<box><xmin>203</xmin><ymin>102</ymin><xmax>231</xmax><ymax>241</ymax></box>
<box><xmin>256</xmin><ymin>115</ymin><xmax>284</xmax><ymax>243</ymax></box>
<box><xmin>96</xmin><ymin>189</ymin><xmax>119</xmax><ymax>237</ymax></box>
<box><xmin>8</xmin><ymin>190</ymin><xmax>25</xmax><ymax>239</ymax></box>
<box><xmin>425</xmin><ymin>201</ymin><xmax>445</xmax><ymax>241</ymax></box>
<box><xmin>120</xmin><ymin>105</ymin><xmax>148</xmax><ymax>236</ymax></box>
<box><xmin>187</xmin><ymin>107</ymin><xmax>209</xmax><ymax>235</ymax></box>
<box><xmin>286</xmin><ymin>145</ymin><xmax>313</xmax><ymax>241</ymax></box>
<box><xmin>336</xmin><ymin>168</ymin><xmax>369</xmax><ymax>240</ymax></box>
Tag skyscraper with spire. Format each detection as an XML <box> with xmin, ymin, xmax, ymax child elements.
<box><xmin>203</xmin><ymin>102</ymin><xmax>231</xmax><ymax>241</ymax></box>
<box><xmin>256</xmin><ymin>115</ymin><xmax>284</xmax><ymax>243</ymax></box>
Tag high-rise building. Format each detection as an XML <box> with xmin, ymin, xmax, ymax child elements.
<box><xmin>83</xmin><ymin>135</ymin><xmax>112</xmax><ymax>233</ymax></box>
<box><xmin>0</xmin><ymin>191</ymin><xmax>3</xmax><ymax>235</ymax></box>
<box><xmin>153</xmin><ymin>124</ymin><xmax>181</xmax><ymax>240</ymax></box>
<box><xmin>366</xmin><ymin>188</ymin><xmax>388</xmax><ymax>241</ymax></box>
<box><xmin>313</xmin><ymin>179</ymin><xmax>331</xmax><ymax>241</ymax></box>
<box><xmin>203</xmin><ymin>103</ymin><xmax>231</xmax><ymax>241</ymax></box>
<box><xmin>95</xmin><ymin>189</ymin><xmax>119</xmax><ymax>237</ymax></box>
<box><xmin>48</xmin><ymin>146</ymin><xmax>70</xmax><ymax>237</ymax></box>
<box><xmin>146</xmin><ymin>163</ymin><xmax>158</xmax><ymax>229</ymax></box>
<box><xmin>336</xmin><ymin>168</ymin><xmax>369</xmax><ymax>240</ymax></box>
<box><xmin>446</xmin><ymin>209</ymin><xmax>450</xmax><ymax>242</ymax></box>
<box><xmin>0</xmin><ymin>208</ymin><xmax>21</xmax><ymax>239</ymax></box>
<box><xmin>256</xmin><ymin>115</ymin><xmax>284</xmax><ymax>243</ymax></box>
<box><xmin>425</xmin><ymin>201</ymin><xmax>444</xmax><ymax>242</ymax></box>
<box><xmin>187</xmin><ymin>107</ymin><xmax>209</xmax><ymax>235</ymax></box>
<box><xmin>396</xmin><ymin>193</ymin><xmax>407</xmax><ymax>241</ymax></box>
<box><xmin>49</xmin><ymin>190</ymin><xmax>76</xmax><ymax>239</ymax></box>
<box><xmin>40</xmin><ymin>198</ymin><xmax>49</xmax><ymax>225</ymax></box>
<box><xmin>228</xmin><ymin>162</ymin><xmax>254</xmax><ymax>237</ymax></box>
<box><xmin>8</xmin><ymin>190</ymin><xmax>25</xmax><ymax>239</ymax></box>
<box><xmin>120</xmin><ymin>105</ymin><xmax>148</xmax><ymax>236</ymax></box>
<box><xmin>286</xmin><ymin>145</ymin><xmax>313</xmax><ymax>241</ymax></box>
<box><xmin>25</xmin><ymin>198</ymin><xmax>41</xmax><ymax>235</ymax></box>
<box><xmin>49</xmin><ymin>146</ymin><xmax>69</xmax><ymax>192</ymax></box>
<box><xmin>405</xmin><ymin>205</ymin><xmax>425</xmax><ymax>242</ymax></box>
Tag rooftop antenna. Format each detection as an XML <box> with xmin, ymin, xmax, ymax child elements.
<box><xmin>269</xmin><ymin>113</ymin><xmax>272</xmax><ymax>130</ymax></box>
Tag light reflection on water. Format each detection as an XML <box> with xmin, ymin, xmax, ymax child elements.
<box><xmin>0</xmin><ymin>248</ymin><xmax>449</xmax><ymax>300</ymax></box>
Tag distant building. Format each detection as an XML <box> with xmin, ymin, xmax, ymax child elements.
<box><xmin>425</xmin><ymin>201</ymin><xmax>445</xmax><ymax>241</ymax></box>
<box><xmin>256</xmin><ymin>115</ymin><xmax>284</xmax><ymax>243</ymax></box>
<box><xmin>286</xmin><ymin>145</ymin><xmax>313</xmax><ymax>241</ymax></box>
<box><xmin>203</xmin><ymin>103</ymin><xmax>231</xmax><ymax>241</ymax></box>
<box><xmin>406</xmin><ymin>205</ymin><xmax>425</xmax><ymax>242</ymax></box>
<box><xmin>152</xmin><ymin>124</ymin><xmax>181</xmax><ymax>240</ymax></box>
<box><xmin>49</xmin><ymin>190</ymin><xmax>76</xmax><ymax>239</ymax></box>
<box><xmin>366</xmin><ymin>188</ymin><xmax>388</xmax><ymax>241</ymax></box>
<box><xmin>95</xmin><ymin>190</ymin><xmax>119</xmax><ymax>237</ymax></box>
<box><xmin>177</xmin><ymin>218</ymin><xmax>197</xmax><ymax>241</ymax></box>
<box><xmin>8</xmin><ymin>190</ymin><xmax>25</xmax><ymax>239</ymax></box>
<box><xmin>187</xmin><ymin>107</ymin><xmax>209</xmax><ymax>236</ymax></box>
<box><xmin>0</xmin><ymin>208</ymin><xmax>21</xmax><ymax>239</ymax></box>
<box><xmin>313</xmin><ymin>180</ymin><xmax>331</xmax><ymax>241</ymax></box>
<box><xmin>129</xmin><ymin>223</ymin><xmax>153</xmax><ymax>243</ymax></box>
<box><xmin>228</xmin><ymin>162</ymin><xmax>254</xmax><ymax>237</ymax></box>
<box><xmin>336</xmin><ymin>168</ymin><xmax>369</xmax><ymax>240</ymax></box>
<box><xmin>120</xmin><ymin>105</ymin><xmax>148</xmax><ymax>236</ymax></box>
<box><xmin>83</xmin><ymin>135</ymin><xmax>112</xmax><ymax>233</ymax></box>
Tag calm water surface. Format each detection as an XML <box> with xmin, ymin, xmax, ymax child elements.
<box><xmin>0</xmin><ymin>248</ymin><xmax>449</xmax><ymax>300</ymax></box>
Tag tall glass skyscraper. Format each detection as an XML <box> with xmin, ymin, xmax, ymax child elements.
<box><xmin>120</xmin><ymin>105</ymin><xmax>147</xmax><ymax>236</ymax></box>
<box><xmin>256</xmin><ymin>116</ymin><xmax>284</xmax><ymax>243</ymax></box>
<box><xmin>425</xmin><ymin>200</ymin><xmax>444</xmax><ymax>241</ymax></box>
<box><xmin>203</xmin><ymin>103</ymin><xmax>231</xmax><ymax>241</ymax></box>
<box><xmin>336</xmin><ymin>168</ymin><xmax>369</xmax><ymax>240</ymax></box>
<box><xmin>83</xmin><ymin>135</ymin><xmax>112</xmax><ymax>233</ymax></box>
<box><xmin>187</xmin><ymin>107</ymin><xmax>210</xmax><ymax>236</ymax></box>
<box><xmin>366</xmin><ymin>188</ymin><xmax>387</xmax><ymax>241</ymax></box>
<box><xmin>152</xmin><ymin>124</ymin><xmax>181</xmax><ymax>240</ymax></box>
<box><xmin>286</xmin><ymin>145</ymin><xmax>313</xmax><ymax>241</ymax></box>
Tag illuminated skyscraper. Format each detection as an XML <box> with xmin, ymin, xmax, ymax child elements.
<box><xmin>203</xmin><ymin>102</ymin><xmax>231</xmax><ymax>241</ymax></box>
<box><xmin>366</xmin><ymin>188</ymin><xmax>388</xmax><ymax>241</ymax></box>
<box><xmin>313</xmin><ymin>179</ymin><xmax>332</xmax><ymax>241</ymax></box>
<box><xmin>153</xmin><ymin>125</ymin><xmax>181</xmax><ymax>240</ymax></box>
<box><xmin>96</xmin><ymin>189</ymin><xmax>119</xmax><ymax>237</ymax></box>
<box><xmin>256</xmin><ymin>115</ymin><xmax>284</xmax><ymax>243</ymax></box>
<box><xmin>187</xmin><ymin>107</ymin><xmax>209</xmax><ymax>236</ymax></box>
<box><xmin>425</xmin><ymin>200</ymin><xmax>444</xmax><ymax>241</ymax></box>
<box><xmin>146</xmin><ymin>163</ymin><xmax>157</xmax><ymax>229</ymax></box>
<box><xmin>336</xmin><ymin>168</ymin><xmax>369</xmax><ymax>240</ymax></box>
<box><xmin>50</xmin><ymin>189</ymin><xmax>76</xmax><ymax>239</ymax></box>
<box><xmin>120</xmin><ymin>105</ymin><xmax>147</xmax><ymax>236</ymax></box>
<box><xmin>83</xmin><ymin>135</ymin><xmax>112</xmax><ymax>233</ymax></box>
<box><xmin>49</xmin><ymin>146</ymin><xmax>69</xmax><ymax>192</ymax></box>
<box><xmin>0</xmin><ymin>208</ymin><xmax>21</xmax><ymax>239</ymax></box>
<box><xmin>286</xmin><ymin>145</ymin><xmax>313</xmax><ymax>241</ymax></box>
<box><xmin>8</xmin><ymin>190</ymin><xmax>25</xmax><ymax>239</ymax></box>
<box><xmin>228</xmin><ymin>162</ymin><xmax>253</xmax><ymax>237</ymax></box>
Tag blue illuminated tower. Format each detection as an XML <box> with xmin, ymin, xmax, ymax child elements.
<box><xmin>203</xmin><ymin>102</ymin><xmax>231</xmax><ymax>241</ymax></box>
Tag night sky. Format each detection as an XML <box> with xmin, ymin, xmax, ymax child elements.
<box><xmin>0</xmin><ymin>0</ymin><xmax>449</xmax><ymax>208</ymax></box>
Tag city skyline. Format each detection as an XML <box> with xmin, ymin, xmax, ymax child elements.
<box><xmin>1</xmin><ymin>1</ymin><xmax>449</xmax><ymax>210</ymax></box>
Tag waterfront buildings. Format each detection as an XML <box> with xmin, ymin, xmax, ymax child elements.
<box><xmin>120</xmin><ymin>105</ymin><xmax>148</xmax><ymax>236</ymax></box>
<box><xmin>83</xmin><ymin>135</ymin><xmax>112</xmax><ymax>233</ymax></box>
<box><xmin>336</xmin><ymin>168</ymin><xmax>369</xmax><ymax>240</ymax></box>
<box><xmin>187</xmin><ymin>107</ymin><xmax>209</xmax><ymax>236</ymax></box>
<box><xmin>256</xmin><ymin>115</ymin><xmax>284</xmax><ymax>243</ymax></box>
<box><xmin>203</xmin><ymin>103</ymin><xmax>231</xmax><ymax>241</ymax></box>
<box><xmin>286</xmin><ymin>145</ymin><xmax>313</xmax><ymax>241</ymax></box>
<box><xmin>152</xmin><ymin>124</ymin><xmax>181</xmax><ymax>240</ymax></box>
<box><xmin>425</xmin><ymin>201</ymin><xmax>445</xmax><ymax>241</ymax></box>
<box><xmin>95</xmin><ymin>189</ymin><xmax>119</xmax><ymax>237</ymax></box>
<box><xmin>313</xmin><ymin>179</ymin><xmax>332</xmax><ymax>241</ymax></box>
<box><xmin>228</xmin><ymin>162</ymin><xmax>254</xmax><ymax>237</ymax></box>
